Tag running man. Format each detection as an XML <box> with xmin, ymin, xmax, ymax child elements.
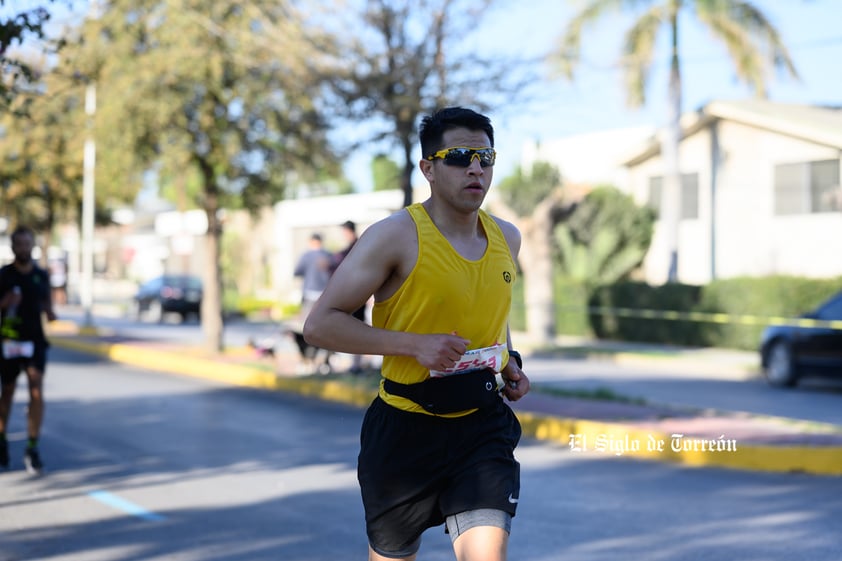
<box><xmin>304</xmin><ymin>107</ymin><xmax>529</xmax><ymax>561</ymax></box>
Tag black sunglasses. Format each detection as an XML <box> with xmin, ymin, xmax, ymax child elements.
<box><xmin>426</xmin><ymin>146</ymin><xmax>496</xmax><ymax>168</ymax></box>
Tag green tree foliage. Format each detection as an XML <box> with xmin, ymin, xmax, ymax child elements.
<box><xmin>371</xmin><ymin>153</ymin><xmax>401</xmax><ymax>192</ymax></box>
<box><xmin>0</xmin><ymin>68</ymin><xmax>86</xmax><ymax>235</ymax></box>
<box><xmin>60</xmin><ymin>0</ymin><xmax>341</xmax><ymax>351</ymax></box>
<box><xmin>554</xmin><ymin>0</ymin><xmax>797</xmax><ymax>108</ymax></box>
<box><xmin>0</xmin><ymin>1</ymin><xmax>95</xmax><ymax>237</ymax></box>
<box><xmin>554</xmin><ymin>186</ymin><xmax>655</xmax><ymax>287</ymax></box>
<box><xmin>0</xmin><ymin>0</ymin><xmax>57</xmax><ymax>116</ymax></box>
<box><xmin>553</xmin><ymin>0</ymin><xmax>797</xmax><ymax>281</ymax></box>
<box><xmin>327</xmin><ymin>0</ymin><xmax>535</xmax><ymax>207</ymax></box>
<box><xmin>497</xmin><ymin>161</ymin><xmax>561</xmax><ymax>217</ymax></box>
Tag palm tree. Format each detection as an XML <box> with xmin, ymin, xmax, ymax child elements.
<box><xmin>555</xmin><ymin>0</ymin><xmax>798</xmax><ymax>282</ymax></box>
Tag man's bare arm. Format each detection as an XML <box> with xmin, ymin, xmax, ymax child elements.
<box><xmin>494</xmin><ymin>215</ymin><xmax>529</xmax><ymax>401</ymax></box>
<box><xmin>303</xmin><ymin>213</ymin><xmax>470</xmax><ymax>371</ymax></box>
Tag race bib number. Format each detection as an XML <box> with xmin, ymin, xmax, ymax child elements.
<box><xmin>3</xmin><ymin>340</ymin><xmax>34</xmax><ymax>359</ymax></box>
<box><xmin>430</xmin><ymin>343</ymin><xmax>505</xmax><ymax>378</ymax></box>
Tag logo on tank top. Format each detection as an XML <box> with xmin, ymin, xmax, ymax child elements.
<box><xmin>502</xmin><ymin>271</ymin><xmax>512</xmax><ymax>283</ymax></box>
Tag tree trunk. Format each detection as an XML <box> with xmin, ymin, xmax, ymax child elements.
<box><xmin>492</xmin><ymin>197</ymin><xmax>558</xmax><ymax>346</ymax></box>
<box><xmin>401</xmin><ymin>140</ymin><xmax>414</xmax><ymax>208</ymax></box>
<box><xmin>521</xmin><ymin>221</ymin><xmax>556</xmax><ymax>345</ymax></box>
<box><xmin>200</xmin><ymin>170</ymin><xmax>225</xmax><ymax>353</ymax></box>
<box><xmin>661</xmin><ymin>10</ymin><xmax>683</xmax><ymax>283</ymax></box>
<box><xmin>202</xmin><ymin>216</ymin><xmax>224</xmax><ymax>353</ymax></box>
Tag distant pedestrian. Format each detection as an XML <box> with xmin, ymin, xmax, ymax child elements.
<box><xmin>293</xmin><ymin>233</ymin><xmax>331</xmax><ymax>319</ymax></box>
<box><xmin>0</xmin><ymin>226</ymin><xmax>57</xmax><ymax>473</ymax></box>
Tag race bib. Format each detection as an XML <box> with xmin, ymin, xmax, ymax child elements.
<box><xmin>3</xmin><ymin>340</ymin><xmax>34</xmax><ymax>359</ymax></box>
<box><xmin>430</xmin><ymin>343</ymin><xmax>505</xmax><ymax>378</ymax></box>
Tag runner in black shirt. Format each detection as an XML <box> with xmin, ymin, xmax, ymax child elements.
<box><xmin>0</xmin><ymin>226</ymin><xmax>56</xmax><ymax>473</ymax></box>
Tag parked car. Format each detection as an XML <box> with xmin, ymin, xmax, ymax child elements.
<box><xmin>133</xmin><ymin>275</ymin><xmax>202</xmax><ymax>323</ymax></box>
<box><xmin>759</xmin><ymin>291</ymin><xmax>842</xmax><ymax>387</ymax></box>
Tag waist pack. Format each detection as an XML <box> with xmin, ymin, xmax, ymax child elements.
<box><xmin>383</xmin><ymin>368</ymin><xmax>501</xmax><ymax>414</ymax></box>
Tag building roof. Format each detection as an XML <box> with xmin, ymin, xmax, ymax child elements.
<box><xmin>623</xmin><ymin>99</ymin><xmax>842</xmax><ymax>166</ymax></box>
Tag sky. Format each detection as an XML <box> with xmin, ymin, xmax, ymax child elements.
<box><xmin>347</xmin><ymin>0</ymin><xmax>842</xmax><ymax>192</ymax></box>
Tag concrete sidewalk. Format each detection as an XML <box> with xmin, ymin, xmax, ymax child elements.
<box><xmin>47</xmin><ymin>321</ymin><xmax>842</xmax><ymax>477</ymax></box>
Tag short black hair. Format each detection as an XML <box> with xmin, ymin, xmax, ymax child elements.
<box><xmin>11</xmin><ymin>225</ymin><xmax>34</xmax><ymax>244</ymax></box>
<box><xmin>341</xmin><ymin>220</ymin><xmax>356</xmax><ymax>233</ymax></box>
<box><xmin>419</xmin><ymin>107</ymin><xmax>494</xmax><ymax>159</ymax></box>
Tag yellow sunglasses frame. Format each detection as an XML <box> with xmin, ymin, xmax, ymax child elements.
<box><xmin>426</xmin><ymin>146</ymin><xmax>497</xmax><ymax>166</ymax></box>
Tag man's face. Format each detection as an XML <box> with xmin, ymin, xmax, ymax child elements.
<box><xmin>12</xmin><ymin>232</ymin><xmax>34</xmax><ymax>265</ymax></box>
<box><xmin>420</xmin><ymin>128</ymin><xmax>494</xmax><ymax>212</ymax></box>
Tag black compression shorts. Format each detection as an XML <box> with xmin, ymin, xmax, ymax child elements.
<box><xmin>358</xmin><ymin>395</ymin><xmax>521</xmax><ymax>557</ymax></box>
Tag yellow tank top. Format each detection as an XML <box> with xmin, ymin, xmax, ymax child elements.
<box><xmin>373</xmin><ymin>203</ymin><xmax>517</xmax><ymax>415</ymax></box>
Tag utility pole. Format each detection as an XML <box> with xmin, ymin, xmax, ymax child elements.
<box><xmin>81</xmin><ymin>81</ymin><xmax>96</xmax><ymax>328</ymax></box>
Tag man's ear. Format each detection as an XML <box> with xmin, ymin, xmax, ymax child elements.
<box><xmin>419</xmin><ymin>159</ymin><xmax>435</xmax><ymax>182</ymax></box>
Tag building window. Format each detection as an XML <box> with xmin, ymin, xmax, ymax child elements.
<box><xmin>647</xmin><ymin>173</ymin><xmax>699</xmax><ymax>219</ymax></box>
<box><xmin>774</xmin><ymin>159</ymin><xmax>841</xmax><ymax>215</ymax></box>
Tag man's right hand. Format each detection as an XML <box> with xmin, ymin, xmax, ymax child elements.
<box><xmin>414</xmin><ymin>333</ymin><xmax>470</xmax><ymax>372</ymax></box>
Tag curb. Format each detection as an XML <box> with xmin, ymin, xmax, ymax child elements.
<box><xmin>51</xmin><ymin>335</ymin><xmax>842</xmax><ymax>477</ymax></box>
<box><xmin>515</xmin><ymin>411</ymin><xmax>842</xmax><ymax>476</ymax></box>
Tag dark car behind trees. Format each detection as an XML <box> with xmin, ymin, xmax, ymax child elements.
<box><xmin>133</xmin><ymin>275</ymin><xmax>202</xmax><ymax>323</ymax></box>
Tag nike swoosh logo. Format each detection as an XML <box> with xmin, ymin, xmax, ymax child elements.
<box><xmin>508</xmin><ymin>494</ymin><xmax>519</xmax><ymax>504</ymax></box>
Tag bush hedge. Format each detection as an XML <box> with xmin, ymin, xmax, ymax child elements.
<box><xmin>228</xmin><ymin>275</ymin><xmax>841</xmax><ymax>352</ymax></box>
<box><xmin>588</xmin><ymin>281</ymin><xmax>704</xmax><ymax>346</ymax></box>
<box><xmin>554</xmin><ymin>275</ymin><xmax>842</xmax><ymax>350</ymax></box>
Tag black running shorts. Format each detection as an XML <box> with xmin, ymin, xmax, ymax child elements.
<box><xmin>358</xmin><ymin>395</ymin><xmax>521</xmax><ymax>556</ymax></box>
<box><xmin>0</xmin><ymin>342</ymin><xmax>48</xmax><ymax>386</ymax></box>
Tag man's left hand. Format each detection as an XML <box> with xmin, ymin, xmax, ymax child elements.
<box><xmin>500</xmin><ymin>359</ymin><xmax>529</xmax><ymax>402</ymax></box>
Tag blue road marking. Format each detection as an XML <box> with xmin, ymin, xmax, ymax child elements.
<box><xmin>88</xmin><ymin>490</ymin><xmax>167</xmax><ymax>522</ymax></box>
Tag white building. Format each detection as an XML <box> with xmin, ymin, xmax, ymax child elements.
<box><xmin>272</xmin><ymin>190</ymin><xmax>405</xmax><ymax>302</ymax></box>
<box><xmin>519</xmin><ymin>100</ymin><xmax>842</xmax><ymax>285</ymax></box>
<box><xmin>623</xmin><ymin>99</ymin><xmax>842</xmax><ymax>284</ymax></box>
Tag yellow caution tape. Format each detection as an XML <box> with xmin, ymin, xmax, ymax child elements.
<box><xmin>575</xmin><ymin>306</ymin><xmax>842</xmax><ymax>330</ymax></box>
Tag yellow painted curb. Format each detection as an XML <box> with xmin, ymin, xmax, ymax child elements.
<box><xmin>516</xmin><ymin>411</ymin><xmax>842</xmax><ymax>476</ymax></box>
<box><xmin>52</xmin><ymin>336</ymin><xmax>842</xmax><ymax>476</ymax></box>
<box><xmin>54</xmin><ymin>336</ymin><xmax>377</xmax><ymax>410</ymax></box>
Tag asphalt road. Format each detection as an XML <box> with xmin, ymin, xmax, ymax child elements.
<box><xmin>0</xmin><ymin>346</ymin><xmax>840</xmax><ymax>560</ymax></box>
<box><xmin>526</xmin><ymin>356</ymin><xmax>842</xmax><ymax>426</ymax></box>
<box><xmin>62</xmin><ymin>309</ymin><xmax>842</xmax><ymax>426</ymax></box>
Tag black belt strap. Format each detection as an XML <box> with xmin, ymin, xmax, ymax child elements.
<box><xmin>383</xmin><ymin>369</ymin><xmax>500</xmax><ymax>414</ymax></box>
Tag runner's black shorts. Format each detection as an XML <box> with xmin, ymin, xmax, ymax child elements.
<box><xmin>0</xmin><ymin>341</ymin><xmax>49</xmax><ymax>386</ymax></box>
<box><xmin>358</xmin><ymin>395</ymin><xmax>521</xmax><ymax>555</ymax></box>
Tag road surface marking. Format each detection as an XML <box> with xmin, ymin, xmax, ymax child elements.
<box><xmin>88</xmin><ymin>490</ymin><xmax>166</xmax><ymax>522</ymax></box>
